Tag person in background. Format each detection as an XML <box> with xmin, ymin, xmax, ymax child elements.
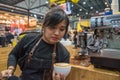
<box><xmin>77</xmin><ymin>30</ymin><xmax>88</xmax><ymax>55</ymax></box>
<box><xmin>63</xmin><ymin>32</ymin><xmax>70</xmax><ymax>40</ymax></box>
<box><xmin>73</xmin><ymin>28</ymin><xmax>78</xmax><ymax>49</ymax></box>
<box><xmin>87</xmin><ymin>29</ymin><xmax>108</xmax><ymax>54</ymax></box>
<box><xmin>0</xmin><ymin>7</ymin><xmax>70</xmax><ymax>80</ymax></box>
<box><xmin>0</xmin><ymin>31</ymin><xmax>6</xmax><ymax>47</ymax></box>
<box><xmin>107</xmin><ymin>27</ymin><xmax>120</xmax><ymax>49</ymax></box>
<box><xmin>5</xmin><ymin>31</ymin><xmax>14</xmax><ymax>46</ymax></box>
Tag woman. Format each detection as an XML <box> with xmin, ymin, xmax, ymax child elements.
<box><xmin>0</xmin><ymin>7</ymin><xmax>70</xmax><ymax>80</ymax></box>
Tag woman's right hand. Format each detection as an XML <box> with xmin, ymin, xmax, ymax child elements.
<box><xmin>0</xmin><ymin>69</ymin><xmax>14</xmax><ymax>80</ymax></box>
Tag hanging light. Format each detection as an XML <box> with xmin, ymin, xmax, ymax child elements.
<box><xmin>86</xmin><ymin>12</ymin><xmax>88</xmax><ymax>15</ymax></box>
<box><xmin>105</xmin><ymin>2</ymin><xmax>107</xmax><ymax>5</ymax></box>
<box><xmin>90</xmin><ymin>7</ymin><xmax>93</xmax><ymax>9</ymax></box>
<box><xmin>83</xmin><ymin>2</ymin><xmax>86</xmax><ymax>5</ymax></box>
<box><xmin>96</xmin><ymin>11</ymin><xmax>99</xmax><ymax>13</ymax></box>
<box><xmin>77</xmin><ymin>14</ymin><xmax>79</xmax><ymax>16</ymax></box>
<box><xmin>79</xmin><ymin>9</ymin><xmax>82</xmax><ymax>11</ymax></box>
<box><xmin>45</xmin><ymin>1</ymin><xmax>48</xmax><ymax>4</ymax></box>
<box><xmin>71</xmin><ymin>4</ymin><xmax>74</xmax><ymax>7</ymax></box>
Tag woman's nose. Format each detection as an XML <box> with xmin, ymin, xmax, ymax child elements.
<box><xmin>54</xmin><ymin>29</ymin><xmax>60</xmax><ymax>35</ymax></box>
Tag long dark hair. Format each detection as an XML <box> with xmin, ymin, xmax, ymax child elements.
<box><xmin>42</xmin><ymin>7</ymin><xmax>69</xmax><ymax>35</ymax></box>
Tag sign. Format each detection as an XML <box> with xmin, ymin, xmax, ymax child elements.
<box><xmin>105</xmin><ymin>11</ymin><xmax>113</xmax><ymax>15</ymax></box>
<box><xmin>49</xmin><ymin>0</ymin><xmax>65</xmax><ymax>4</ymax></box>
<box><xmin>105</xmin><ymin>8</ymin><xmax>113</xmax><ymax>15</ymax></box>
<box><xmin>59</xmin><ymin>2</ymin><xmax>71</xmax><ymax>14</ymax></box>
<box><xmin>49</xmin><ymin>0</ymin><xmax>57</xmax><ymax>3</ymax></box>
<box><xmin>90</xmin><ymin>14</ymin><xmax>120</xmax><ymax>29</ymax></box>
<box><xmin>71</xmin><ymin>0</ymin><xmax>79</xmax><ymax>3</ymax></box>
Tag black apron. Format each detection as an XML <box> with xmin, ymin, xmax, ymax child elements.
<box><xmin>19</xmin><ymin>37</ymin><xmax>56</xmax><ymax>80</ymax></box>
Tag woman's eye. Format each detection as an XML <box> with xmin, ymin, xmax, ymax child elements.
<box><xmin>60</xmin><ymin>28</ymin><xmax>65</xmax><ymax>31</ymax></box>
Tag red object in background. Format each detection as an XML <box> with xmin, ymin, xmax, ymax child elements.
<box><xmin>10</xmin><ymin>21</ymin><xmax>18</xmax><ymax>32</ymax></box>
<box><xmin>19</xmin><ymin>23</ymin><xmax>25</xmax><ymax>31</ymax></box>
<box><xmin>10</xmin><ymin>21</ymin><xmax>25</xmax><ymax>35</ymax></box>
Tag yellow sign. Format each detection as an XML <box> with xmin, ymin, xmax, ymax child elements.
<box><xmin>71</xmin><ymin>0</ymin><xmax>79</xmax><ymax>3</ymax></box>
<box><xmin>77</xmin><ymin>22</ymin><xmax>83</xmax><ymax>32</ymax></box>
<box><xmin>50</xmin><ymin>0</ymin><xmax>79</xmax><ymax>4</ymax></box>
<box><xmin>56</xmin><ymin>1</ymin><xmax>65</xmax><ymax>4</ymax></box>
<box><xmin>80</xmin><ymin>19</ymin><xmax>90</xmax><ymax>27</ymax></box>
<box><xmin>49</xmin><ymin>0</ymin><xmax>57</xmax><ymax>3</ymax></box>
<box><xmin>49</xmin><ymin>0</ymin><xmax>65</xmax><ymax>4</ymax></box>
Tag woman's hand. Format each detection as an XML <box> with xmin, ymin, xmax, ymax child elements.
<box><xmin>53</xmin><ymin>71</ymin><xmax>66</xmax><ymax>80</ymax></box>
<box><xmin>0</xmin><ymin>69</ymin><xmax>14</xmax><ymax>80</ymax></box>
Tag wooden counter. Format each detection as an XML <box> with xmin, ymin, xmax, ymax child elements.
<box><xmin>65</xmin><ymin>45</ymin><xmax>120</xmax><ymax>80</ymax></box>
<box><xmin>66</xmin><ymin>64</ymin><xmax>120</xmax><ymax>80</ymax></box>
<box><xmin>1</xmin><ymin>46</ymin><xmax>120</xmax><ymax>80</ymax></box>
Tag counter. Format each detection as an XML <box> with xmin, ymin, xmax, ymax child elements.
<box><xmin>66</xmin><ymin>64</ymin><xmax>120</xmax><ymax>80</ymax></box>
<box><xmin>65</xmin><ymin>45</ymin><xmax>120</xmax><ymax>80</ymax></box>
<box><xmin>0</xmin><ymin>45</ymin><xmax>120</xmax><ymax>80</ymax></box>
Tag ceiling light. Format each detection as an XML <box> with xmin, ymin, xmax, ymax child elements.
<box><xmin>105</xmin><ymin>2</ymin><xmax>107</xmax><ymax>5</ymax></box>
<box><xmin>86</xmin><ymin>12</ymin><xmax>88</xmax><ymax>14</ymax></box>
<box><xmin>41</xmin><ymin>16</ymin><xmax>43</xmax><ymax>19</ymax></box>
<box><xmin>96</xmin><ymin>11</ymin><xmax>99</xmax><ymax>13</ymax></box>
<box><xmin>45</xmin><ymin>1</ymin><xmax>48</xmax><ymax>4</ymax></box>
<box><xmin>77</xmin><ymin>14</ymin><xmax>79</xmax><ymax>16</ymax></box>
<box><xmin>34</xmin><ymin>14</ymin><xmax>37</xmax><ymax>18</ymax></box>
<box><xmin>90</xmin><ymin>7</ymin><xmax>93</xmax><ymax>9</ymax></box>
<box><xmin>83</xmin><ymin>2</ymin><xmax>86</xmax><ymax>5</ymax></box>
<box><xmin>106</xmin><ymin>4</ymin><xmax>109</xmax><ymax>7</ymax></box>
<box><xmin>11</xmin><ymin>10</ymin><xmax>14</xmax><ymax>12</ymax></box>
<box><xmin>71</xmin><ymin>4</ymin><xmax>74</xmax><ymax>7</ymax></box>
<box><xmin>79</xmin><ymin>9</ymin><xmax>82</xmax><ymax>11</ymax></box>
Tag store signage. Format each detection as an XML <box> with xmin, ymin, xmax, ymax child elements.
<box><xmin>90</xmin><ymin>14</ymin><xmax>120</xmax><ymax>29</ymax></box>
<box><xmin>59</xmin><ymin>2</ymin><xmax>71</xmax><ymax>14</ymax></box>
<box><xmin>71</xmin><ymin>0</ymin><xmax>79</xmax><ymax>3</ymax></box>
<box><xmin>105</xmin><ymin>11</ymin><xmax>113</xmax><ymax>15</ymax></box>
<box><xmin>50</xmin><ymin>0</ymin><xmax>65</xmax><ymax>4</ymax></box>
<box><xmin>50</xmin><ymin>0</ymin><xmax>79</xmax><ymax>4</ymax></box>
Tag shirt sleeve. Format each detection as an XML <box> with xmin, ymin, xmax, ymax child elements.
<box><xmin>7</xmin><ymin>34</ymin><xmax>36</xmax><ymax>69</ymax></box>
<box><xmin>7</xmin><ymin>36</ymin><xmax>25</xmax><ymax>68</ymax></box>
<box><xmin>56</xmin><ymin>43</ymin><xmax>70</xmax><ymax>63</ymax></box>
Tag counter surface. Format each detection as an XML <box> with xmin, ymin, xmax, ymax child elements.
<box><xmin>66</xmin><ymin>64</ymin><xmax>120</xmax><ymax>80</ymax></box>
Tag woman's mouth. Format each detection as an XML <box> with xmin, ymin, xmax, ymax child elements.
<box><xmin>51</xmin><ymin>37</ymin><xmax>58</xmax><ymax>41</ymax></box>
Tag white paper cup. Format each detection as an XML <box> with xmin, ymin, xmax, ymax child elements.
<box><xmin>54</xmin><ymin>63</ymin><xmax>71</xmax><ymax>76</ymax></box>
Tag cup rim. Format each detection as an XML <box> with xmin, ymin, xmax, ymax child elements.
<box><xmin>54</xmin><ymin>63</ymin><xmax>71</xmax><ymax>67</ymax></box>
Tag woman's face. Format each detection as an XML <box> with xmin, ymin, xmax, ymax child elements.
<box><xmin>42</xmin><ymin>20</ymin><xmax>66</xmax><ymax>44</ymax></box>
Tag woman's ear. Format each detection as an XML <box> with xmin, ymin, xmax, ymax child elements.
<box><xmin>42</xmin><ymin>25</ymin><xmax>45</xmax><ymax>30</ymax></box>
<box><xmin>42</xmin><ymin>28</ymin><xmax>44</xmax><ymax>33</ymax></box>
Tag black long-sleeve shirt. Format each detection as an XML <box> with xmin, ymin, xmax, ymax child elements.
<box><xmin>7</xmin><ymin>33</ymin><xmax>70</xmax><ymax>80</ymax></box>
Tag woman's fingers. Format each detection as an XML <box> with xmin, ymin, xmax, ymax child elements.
<box><xmin>53</xmin><ymin>72</ymin><xmax>60</xmax><ymax>80</ymax></box>
<box><xmin>0</xmin><ymin>69</ymin><xmax>13</xmax><ymax>80</ymax></box>
<box><xmin>1</xmin><ymin>70</ymin><xmax>8</xmax><ymax>77</ymax></box>
<box><xmin>55</xmin><ymin>73</ymin><xmax>61</xmax><ymax>80</ymax></box>
<box><xmin>53</xmin><ymin>72</ymin><xmax>66</xmax><ymax>80</ymax></box>
<box><xmin>0</xmin><ymin>70</ymin><xmax>8</xmax><ymax>80</ymax></box>
<box><xmin>60</xmin><ymin>73</ymin><xmax>66</xmax><ymax>80</ymax></box>
<box><xmin>7</xmin><ymin>69</ymin><xmax>13</xmax><ymax>77</ymax></box>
